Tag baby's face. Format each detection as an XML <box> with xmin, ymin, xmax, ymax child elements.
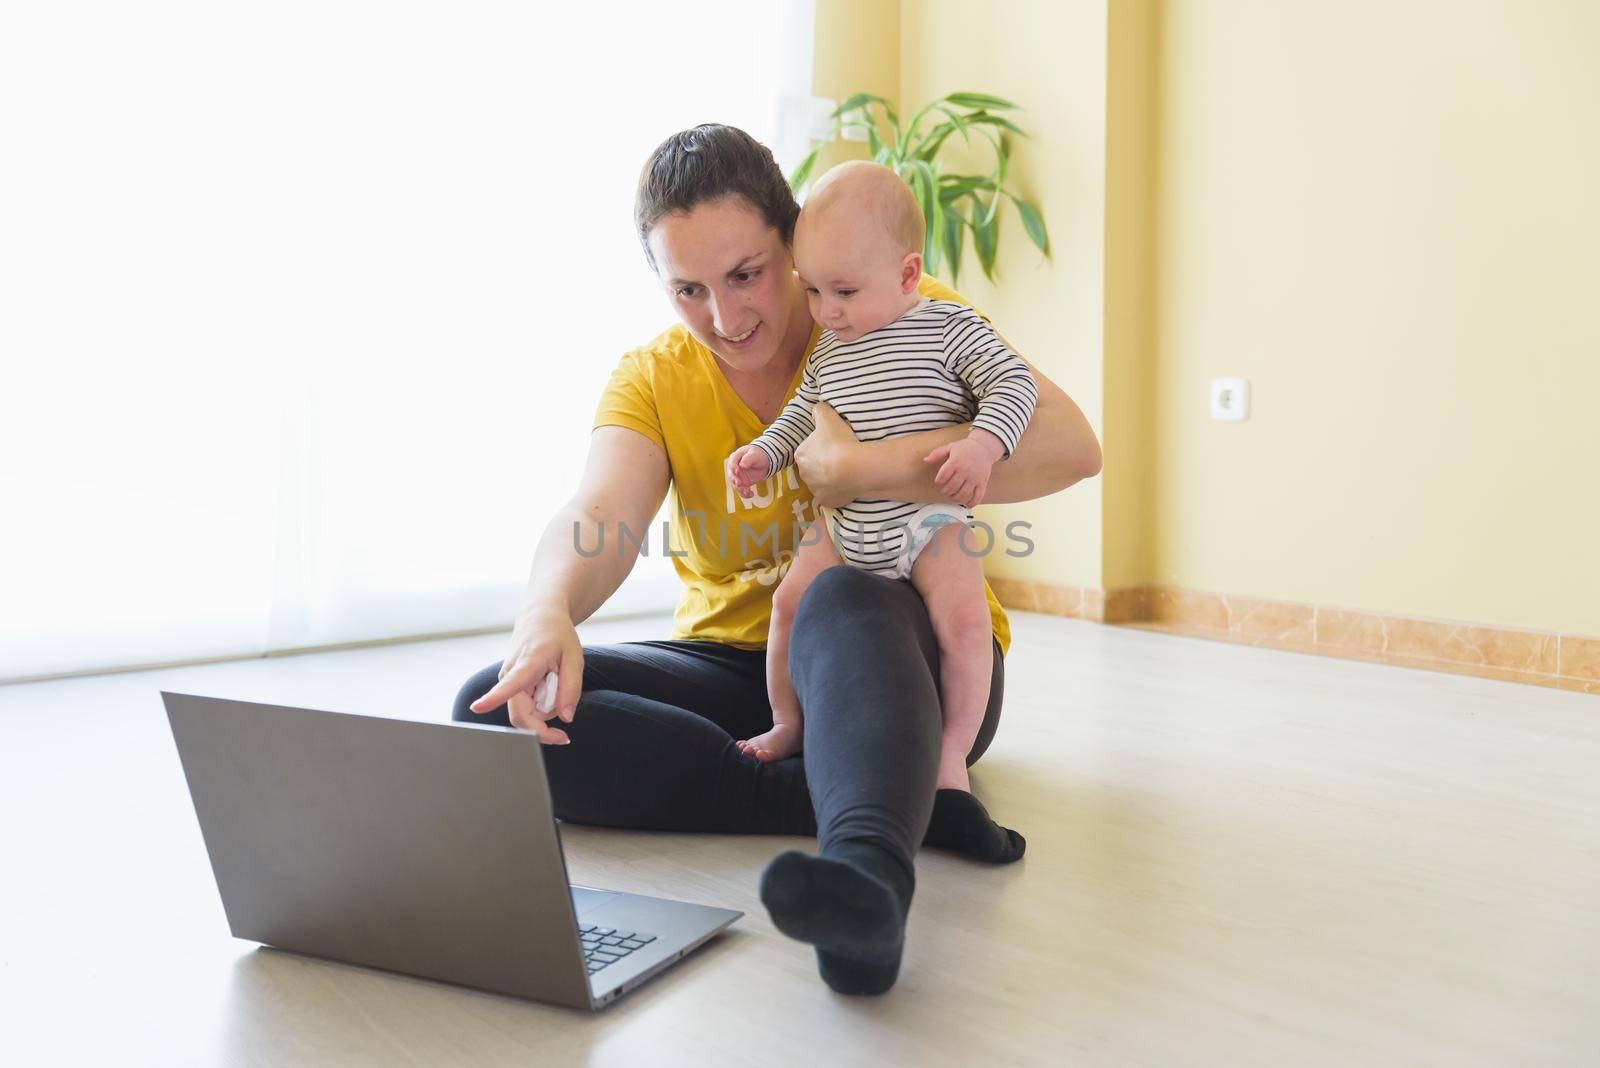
<box><xmin>793</xmin><ymin>208</ymin><xmax>918</xmax><ymax>344</ymax></box>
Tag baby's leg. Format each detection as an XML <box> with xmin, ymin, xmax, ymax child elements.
<box><xmin>739</xmin><ymin>525</ymin><xmax>843</xmax><ymax>763</ymax></box>
<box><xmin>908</xmin><ymin>522</ymin><xmax>993</xmax><ymax>792</ymax></box>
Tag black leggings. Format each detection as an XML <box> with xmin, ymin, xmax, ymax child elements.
<box><xmin>451</xmin><ymin>567</ymin><xmax>1004</xmax><ymax>871</ymax></box>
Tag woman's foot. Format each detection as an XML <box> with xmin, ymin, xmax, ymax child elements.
<box><xmin>921</xmin><ymin>789</ymin><xmax>1027</xmax><ymax>863</ymax></box>
<box><xmin>760</xmin><ymin>846</ymin><xmax>910</xmax><ymax>996</ymax></box>
<box><xmin>736</xmin><ymin>722</ymin><xmax>803</xmax><ymax>762</ymax></box>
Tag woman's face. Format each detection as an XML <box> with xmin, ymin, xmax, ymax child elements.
<box><xmin>647</xmin><ymin>196</ymin><xmax>804</xmax><ymax>375</ymax></box>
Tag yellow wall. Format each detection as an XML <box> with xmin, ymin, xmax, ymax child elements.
<box><xmin>1153</xmin><ymin>0</ymin><xmax>1600</xmax><ymax>634</ymax></box>
<box><xmin>901</xmin><ymin>0</ymin><xmax>1110</xmax><ymax>590</ymax></box>
<box><xmin>815</xmin><ymin>1</ymin><xmax>1597</xmax><ymax>635</ymax></box>
<box><xmin>1102</xmin><ymin>0</ymin><xmax>1159</xmax><ymax>590</ymax></box>
<box><xmin>811</xmin><ymin>0</ymin><xmax>901</xmax><ymax>175</ymax></box>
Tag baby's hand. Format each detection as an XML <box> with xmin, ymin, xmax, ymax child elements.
<box><xmin>923</xmin><ymin>430</ymin><xmax>1006</xmax><ymax>508</ymax></box>
<box><xmin>725</xmin><ymin>443</ymin><xmax>773</xmax><ymax>499</ymax></box>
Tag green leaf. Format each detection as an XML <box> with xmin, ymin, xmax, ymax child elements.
<box><xmin>832</xmin><ymin>92</ymin><xmax>878</xmax><ymax>118</ymax></box>
<box><xmin>946</xmin><ymin>91</ymin><xmax>1020</xmax><ymax>111</ymax></box>
<box><xmin>1008</xmin><ymin>194</ymin><xmax>1049</xmax><ymax>255</ymax></box>
<box><xmin>906</xmin><ymin>159</ymin><xmax>943</xmax><ymax>265</ymax></box>
<box><xmin>939</xmin><ymin>175</ymin><xmax>990</xmax><ymax>197</ymax></box>
<box><xmin>972</xmin><ymin>197</ymin><xmax>999</xmax><ymax>281</ymax></box>
<box><xmin>899</xmin><ymin>162</ymin><xmax>925</xmax><ymax>219</ymax></box>
<box><xmin>939</xmin><ymin>190</ymin><xmax>975</xmax><ymax>219</ymax></box>
<box><xmin>832</xmin><ymin>95</ymin><xmax>902</xmax><ymax>152</ymax></box>
<box><xmin>788</xmin><ymin>146</ymin><xmax>821</xmax><ymax>196</ymax></box>
<box><xmin>941</xmin><ymin>209</ymin><xmax>966</xmax><ymax>285</ymax></box>
<box><xmin>982</xmin><ymin>136</ymin><xmax>1008</xmax><ymax>226</ymax></box>
<box><xmin>902</xmin><ymin>99</ymin><xmax>941</xmax><ymax>147</ymax></box>
<box><xmin>935</xmin><ymin>105</ymin><xmax>972</xmax><ymax>147</ymax></box>
<box><xmin>867</xmin><ymin>120</ymin><xmax>883</xmax><ymax>158</ymax></box>
<box><xmin>916</xmin><ymin>123</ymin><xmax>957</xmax><ymax>161</ymax></box>
<box><xmin>979</xmin><ymin>151</ymin><xmax>1004</xmax><ymax>227</ymax></box>
<box><xmin>965</xmin><ymin>112</ymin><xmax>1029</xmax><ymax>138</ymax></box>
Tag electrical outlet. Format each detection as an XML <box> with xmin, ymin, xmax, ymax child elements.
<box><xmin>1210</xmin><ymin>377</ymin><xmax>1250</xmax><ymax>422</ymax></box>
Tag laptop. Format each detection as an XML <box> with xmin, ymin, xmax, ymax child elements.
<box><xmin>161</xmin><ymin>691</ymin><xmax>742</xmax><ymax>1010</ymax></box>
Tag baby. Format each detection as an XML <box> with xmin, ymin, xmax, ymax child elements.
<box><xmin>724</xmin><ymin>161</ymin><xmax>1038</xmax><ymax>792</ymax></box>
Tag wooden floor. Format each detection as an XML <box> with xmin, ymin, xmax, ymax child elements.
<box><xmin>3</xmin><ymin>611</ymin><xmax>1597</xmax><ymax>1066</ymax></box>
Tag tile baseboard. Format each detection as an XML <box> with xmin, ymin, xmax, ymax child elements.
<box><xmin>988</xmin><ymin>579</ymin><xmax>1599</xmax><ymax>694</ymax></box>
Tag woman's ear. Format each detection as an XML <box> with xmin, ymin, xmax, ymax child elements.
<box><xmin>901</xmin><ymin>251</ymin><xmax>924</xmax><ymax>292</ymax></box>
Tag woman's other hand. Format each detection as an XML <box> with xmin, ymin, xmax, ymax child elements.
<box><xmin>468</xmin><ymin>606</ymin><xmax>585</xmax><ymax>744</ymax></box>
<box><xmin>793</xmin><ymin>402</ymin><xmax>863</xmax><ymax>508</ymax></box>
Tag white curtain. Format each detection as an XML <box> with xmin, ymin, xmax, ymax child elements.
<box><xmin>0</xmin><ymin>1</ymin><xmax>816</xmax><ymax>683</ymax></box>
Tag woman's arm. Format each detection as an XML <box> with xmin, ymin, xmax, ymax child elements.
<box><xmin>794</xmin><ymin>355</ymin><xmax>1102</xmax><ymax>508</ymax></box>
<box><xmin>469</xmin><ymin>426</ymin><xmax>669</xmax><ymax>736</ymax></box>
<box><xmin>518</xmin><ymin>426</ymin><xmax>670</xmax><ymax>626</ymax></box>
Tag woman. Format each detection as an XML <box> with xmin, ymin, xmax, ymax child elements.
<box><xmin>454</xmin><ymin>125</ymin><xmax>1101</xmax><ymax>995</ymax></box>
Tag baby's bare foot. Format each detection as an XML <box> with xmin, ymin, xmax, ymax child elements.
<box><xmin>737</xmin><ymin>722</ymin><xmax>803</xmax><ymax>762</ymax></box>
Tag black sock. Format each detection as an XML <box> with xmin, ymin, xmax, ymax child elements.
<box><xmin>759</xmin><ymin>839</ymin><xmax>912</xmax><ymax>996</ymax></box>
<box><xmin>920</xmin><ymin>788</ymin><xmax>1027</xmax><ymax>863</ymax></box>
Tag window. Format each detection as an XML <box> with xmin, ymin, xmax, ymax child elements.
<box><xmin>0</xmin><ymin>1</ymin><xmax>816</xmax><ymax>681</ymax></box>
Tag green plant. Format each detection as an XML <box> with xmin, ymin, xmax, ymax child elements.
<box><xmin>789</xmin><ymin>91</ymin><xmax>1050</xmax><ymax>285</ymax></box>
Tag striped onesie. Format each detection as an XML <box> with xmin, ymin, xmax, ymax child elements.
<box><xmin>752</xmin><ymin>297</ymin><xmax>1038</xmax><ymax>579</ymax></box>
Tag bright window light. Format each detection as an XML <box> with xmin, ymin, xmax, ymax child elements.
<box><xmin>0</xmin><ymin>1</ymin><xmax>816</xmax><ymax>682</ymax></box>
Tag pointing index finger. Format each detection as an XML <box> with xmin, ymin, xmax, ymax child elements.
<box><xmin>470</xmin><ymin>668</ymin><xmax>530</xmax><ymax>713</ymax></box>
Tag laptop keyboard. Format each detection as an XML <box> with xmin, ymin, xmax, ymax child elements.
<box><xmin>579</xmin><ymin>924</ymin><xmax>657</xmax><ymax>974</ymax></box>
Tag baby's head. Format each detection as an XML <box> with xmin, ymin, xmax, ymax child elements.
<box><xmin>793</xmin><ymin>161</ymin><xmax>924</xmax><ymax>342</ymax></box>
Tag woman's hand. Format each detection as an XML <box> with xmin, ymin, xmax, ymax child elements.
<box><xmin>792</xmin><ymin>402</ymin><xmax>864</xmax><ymax>508</ymax></box>
<box><xmin>467</xmin><ymin>605</ymin><xmax>585</xmax><ymax>744</ymax></box>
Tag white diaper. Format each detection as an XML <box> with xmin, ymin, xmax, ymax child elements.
<box><xmin>820</xmin><ymin>501</ymin><xmax>973</xmax><ymax>581</ymax></box>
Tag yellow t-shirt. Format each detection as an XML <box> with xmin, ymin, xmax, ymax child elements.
<box><xmin>592</xmin><ymin>274</ymin><xmax>1013</xmax><ymax>656</ymax></box>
